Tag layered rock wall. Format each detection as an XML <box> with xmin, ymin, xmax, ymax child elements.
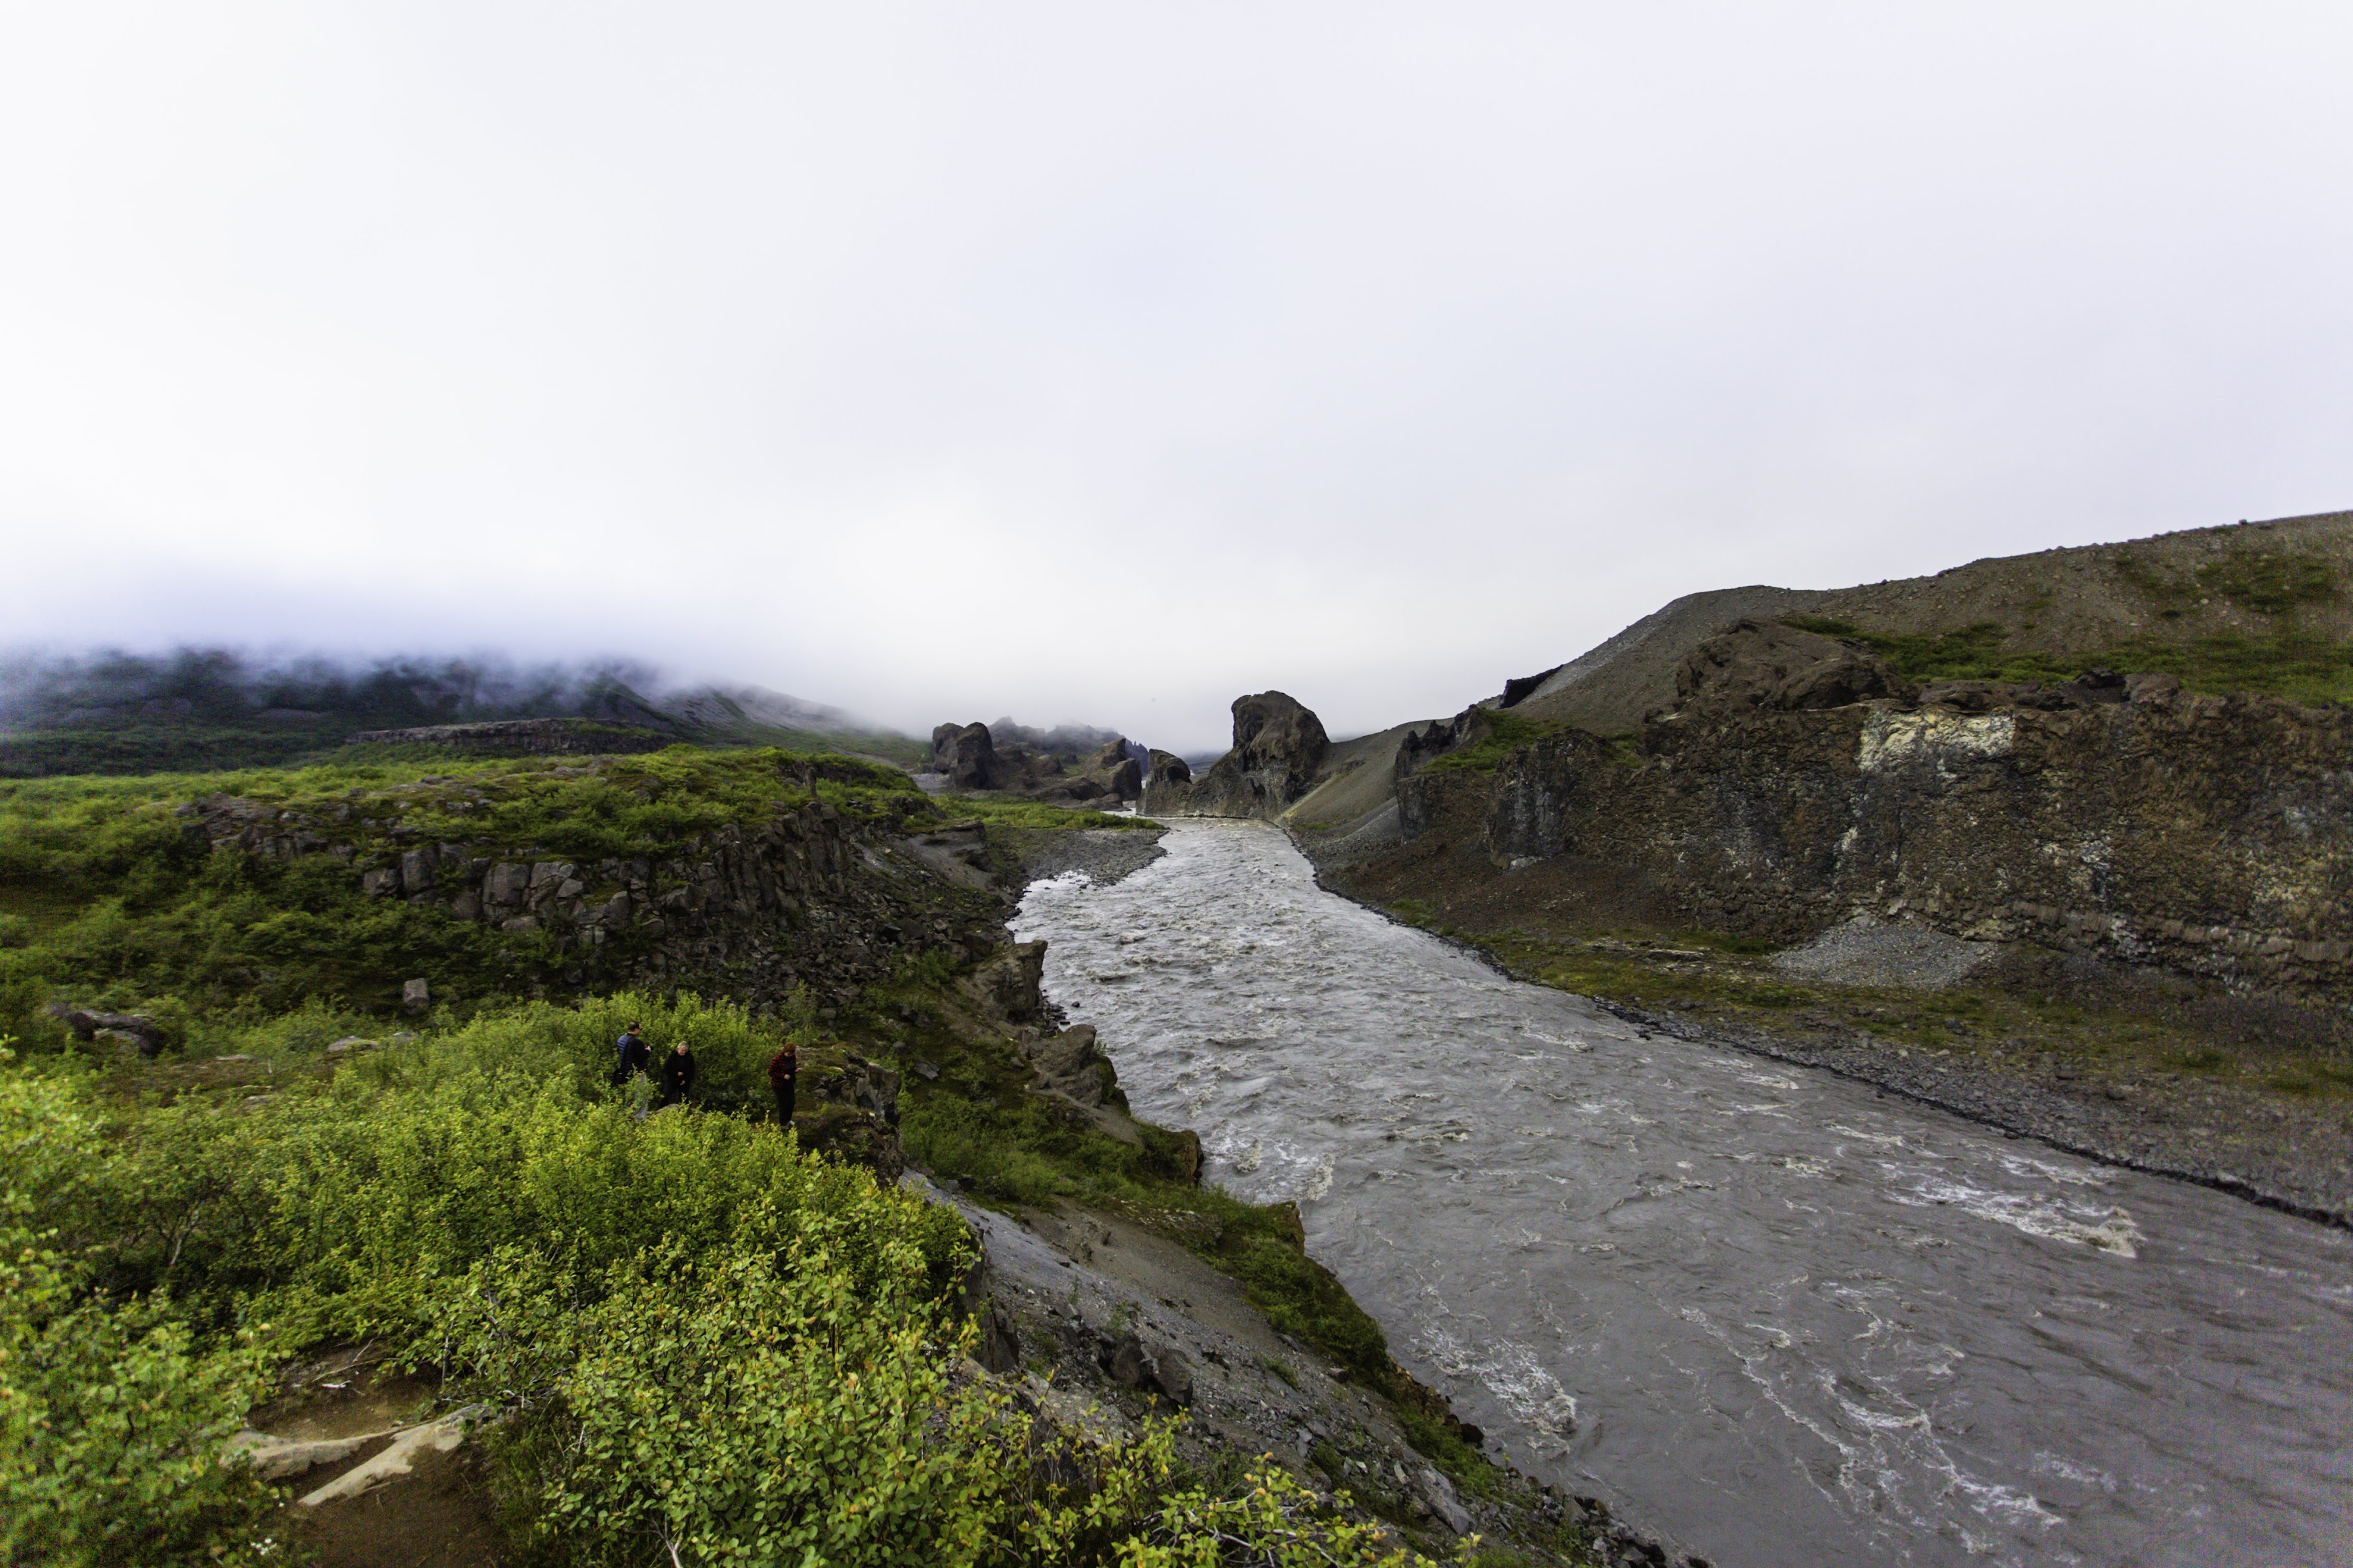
<box><xmin>1405</xmin><ymin>685</ymin><xmax>2353</xmax><ymax>1008</ymax></box>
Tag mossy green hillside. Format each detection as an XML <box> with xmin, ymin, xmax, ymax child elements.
<box><xmin>1782</xmin><ymin>609</ymin><xmax>2353</xmax><ymax>706</ymax></box>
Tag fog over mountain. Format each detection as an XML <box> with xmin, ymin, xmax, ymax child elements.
<box><xmin>4</xmin><ymin>6</ymin><xmax>2350</xmax><ymax>750</ymax></box>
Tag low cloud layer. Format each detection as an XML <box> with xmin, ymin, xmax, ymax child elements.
<box><xmin>4</xmin><ymin>6</ymin><xmax>2349</xmax><ymax>749</ymax></box>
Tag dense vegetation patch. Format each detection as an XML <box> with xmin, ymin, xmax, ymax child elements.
<box><xmin>2</xmin><ymin>993</ymin><xmax>1453</xmax><ymax>1566</ymax></box>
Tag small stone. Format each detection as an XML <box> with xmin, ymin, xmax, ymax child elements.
<box><xmin>401</xmin><ymin>978</ymin><xmax>430</xmax><ymax>1012</ymax></box>
<box><xmin>912</xmin><ymin>1059</ymin><xmax>942</xmax><ymax>1081</ymax></box>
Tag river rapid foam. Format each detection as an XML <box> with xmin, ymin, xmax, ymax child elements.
<box><xmin>1014</xmin><ymin>821</ymin><xmax>2353</xmax><ymax>1568</ymax></box>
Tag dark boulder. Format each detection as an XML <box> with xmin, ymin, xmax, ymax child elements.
<box><xmin>968</xmin><ymin>940</ymin><xmax>1047</xmax><ymax>1020</ymax></box>
<box><xmin>1085</xmin><ymin>739</ymin><xmax>1145</xmax><ymax>801</ymax></box>
<box><xmin>1024</xmin><ymin>1023</ymin><xmax>1126</xmax><ymax>1110</ymax></box>
<box><xmin>1230</xmin><ymin>692</ymin><xmax>1329</xmax><ymax>792</ymax></box>
<box><xmin>1147</xmin><ymin>749</ymin><xmax>1191</xmax><ymax>786</ymax></box>
<box><xmin>45</xmin><ymin>1005</ymin><xmax>172</xmax><ymax>1058</ymax></box>
<box><xmin>1158</xmin><ymin>692</ymin><xmax>1331</xmax><ymax>817</ymax></box>
<box><xmin>929</xmin><ymin>722</ymin><xmax>1000</xmax><ymax>789</ymax></box>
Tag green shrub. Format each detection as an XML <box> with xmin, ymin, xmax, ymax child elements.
<box><xmin>0</xmin><ymin>1055</ymin><xmax>283</xmax><ymax>1567</ymax></box>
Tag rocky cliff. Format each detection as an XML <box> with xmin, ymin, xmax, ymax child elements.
<box><xmin>1389</xmin><ymin>619</ymin><xmax>2352</xmax><ymax>1014</ymax></box>
<box><xmin>186</xmin><ymin>767</ymin><xmax>997</xmax><ymax>1016</ymax></box>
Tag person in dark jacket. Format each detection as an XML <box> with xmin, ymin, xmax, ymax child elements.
<box><xmin>655</xmin><ymin>1038</ymin><xmax>696</xmax><ymax>1110</ymax></box>
<box><xmin>766</xmin><ymin>1041</ymin><xmax>798</xmax><ymax>1126</ymax></box>
<box><xmin>611</xmin><ymin>1022</ymin><xmax>652</xmax><ymax>1087</ymax></box>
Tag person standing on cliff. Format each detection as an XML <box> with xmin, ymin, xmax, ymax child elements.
<box><xmin>767</xmin><ymin>1040</ymin><xmax>798</xmax><ymax>1126</ymax></box>
<box><xmin>612</xmin><ymin>1021</ymin><xmax>651</xmax><ymax>1087</ymax></box>
<box><xmin>655</xmin><ymin>1038</ymin><xmax>696</xmax><ymax>1111</ymax></box>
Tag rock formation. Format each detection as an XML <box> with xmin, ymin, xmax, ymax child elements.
<box><xmin>927</xmin><ymin>722</ymin><xmax>1144</xmax><ymax>806</ymax></box>
<box><xmin>1673</xmin><ymin>619</ymin><xmax>1913</xmax><ymax>715</ymax></box>
<box><xmin>1142</xmin><ymin>692</ymin><xmax>1330</xmax><ymax>819</ymax></box>
<box><xmin>182</xmin><ymin>771</ymin><xmax>993</xmax><ymax>1017</ymax></box>
<box><xmin>931</xmin><ymin>722</ymin><xmax>1001</xmax><ymax>789</ymax></box>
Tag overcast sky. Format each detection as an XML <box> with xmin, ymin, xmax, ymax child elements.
<box><xmin>4</xmin><ymin>4</ymin><xmax>2350</xmax><ymax>750</ymax></box>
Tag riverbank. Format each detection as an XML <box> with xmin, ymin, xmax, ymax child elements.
<box><xmin>1296</xmin><ymin>817</ymin><xmax>2353</xmax><ymax>1228</ymax></box>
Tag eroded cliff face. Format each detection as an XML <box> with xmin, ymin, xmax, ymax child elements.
<box><xmin>1398</xmin><ymin>666</ymin><xmax>2353</xmax><ymax>1009</ymax></box>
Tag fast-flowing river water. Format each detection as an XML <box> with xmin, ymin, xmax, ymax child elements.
<box><xmin>1012</xmin><ymin>821</ymin><xmax>2353</xmax><ymax>1568</ymax></box>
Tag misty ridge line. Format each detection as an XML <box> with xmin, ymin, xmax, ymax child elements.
<box><xmin>0</xmin><ymin>645</ymin><xmax>845</xmax><ymax>734</ymax></box>
<box><xmin>0</xmin><ymin>644</ymin><xmax>1156</xmax><ymax>761</ymax></box>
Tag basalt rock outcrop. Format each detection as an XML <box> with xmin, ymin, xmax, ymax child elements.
<box><xmin>929</xmin><ymin>723</ymin><xmax>1144</xmax><ymax>806</ymax></box>
<box><xmin>1391</xmin><ymin>621</ymin><xmax>2353</xmax><ymax>1012</ymax></box>
<box><xmin>184</xmin><ymin>783</ymin><xmax>996</xmax><ymax>1015</ymax></box>
<box><xmin>931</xmin><ymin>722</ymin><xmax>1002</xmax><ymax>789</ymax></box>
<box><xmin>1142</xmin><ymin>692</ymin><xmax>1329</xmax><ymax>819</ymax></box>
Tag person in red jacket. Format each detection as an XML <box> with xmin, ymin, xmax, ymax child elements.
<box><xmin>767</xmin><ymin>1041</ymin><xmax>799</xmax><ymax>1126</ymax></box>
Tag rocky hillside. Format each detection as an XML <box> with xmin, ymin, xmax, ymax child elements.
<box><xmin>1508</xmin><ymin>508</ymin><xmax>2353</xmax><ymax>734</ymax></box>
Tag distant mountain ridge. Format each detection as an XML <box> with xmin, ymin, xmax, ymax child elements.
<box><xmin>0</xmin><ymin>649</ymin><xmax>924</xmax><ymax>776</ymax></box>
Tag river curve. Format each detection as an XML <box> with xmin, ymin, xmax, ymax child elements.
<box><xmin>1012</xmin><ymin>820</ymin><xmax>2353</xmax><ymax>1568</ymax></box>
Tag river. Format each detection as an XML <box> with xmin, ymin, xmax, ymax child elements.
<box><xmin>1012</xmin><ymin>820</ymin><xmax>2353</xmax><ymax>1568</ymax></box>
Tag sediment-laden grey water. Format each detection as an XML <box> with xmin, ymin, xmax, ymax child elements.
<box><xmin>1013</xmin><ymin>821</ymin><xmax>2353</xmax><ymax>1568</ymax></box>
